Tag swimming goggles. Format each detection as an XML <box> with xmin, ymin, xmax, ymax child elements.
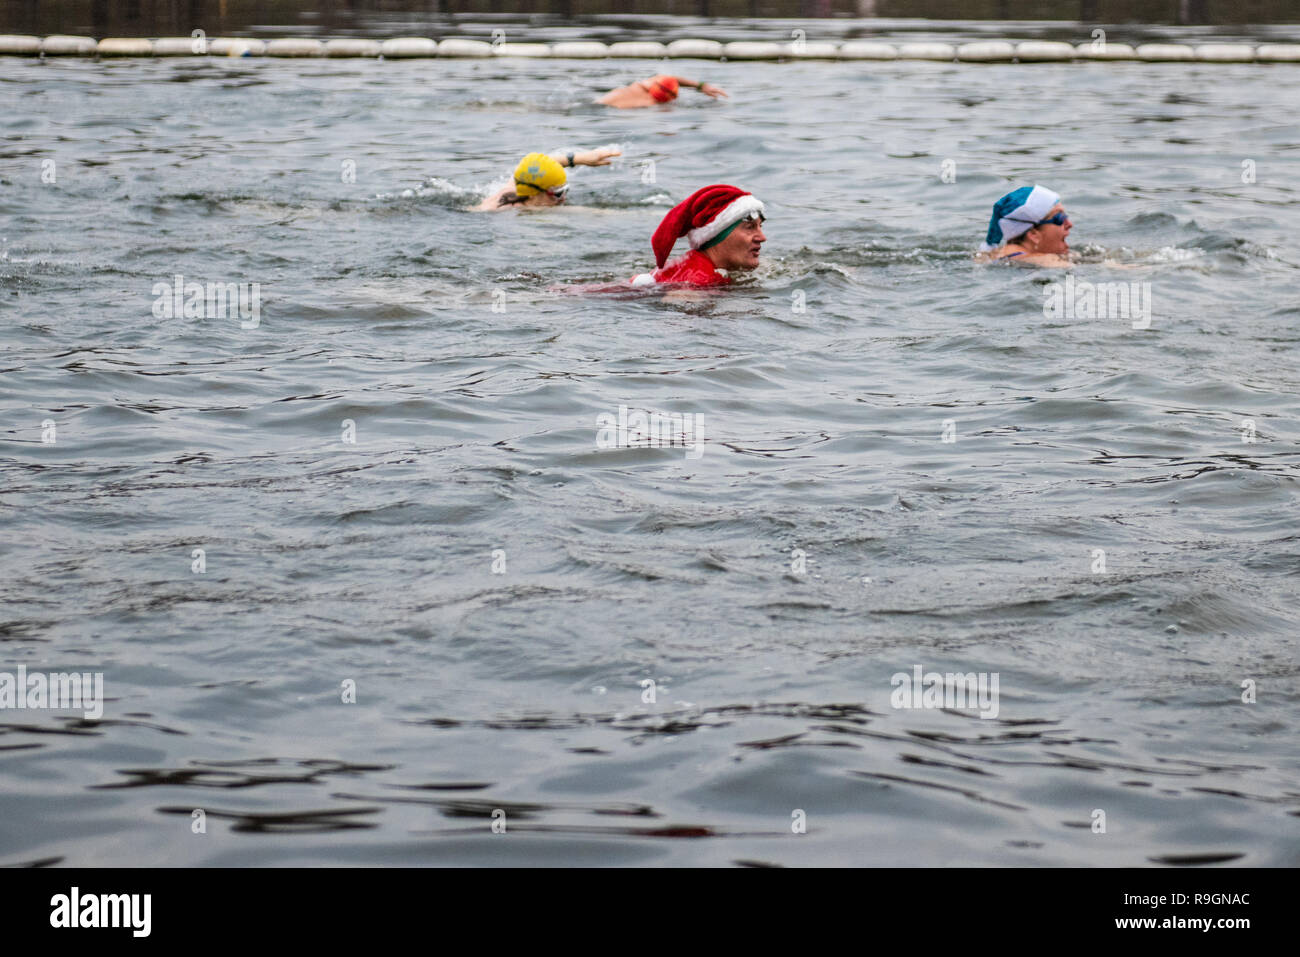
<box><xmin>1011</xmin><ymin>211</ymin><xmax>1068</xmax><ymax>227</ymax></box>
<box><xmin>515</xmin><ymin>181</ymin><xmax>570</xmax><ymax>200</ymax></box>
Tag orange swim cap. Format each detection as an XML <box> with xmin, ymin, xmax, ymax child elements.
<box><xmin>645</xmin><ymin>75</ymin><xmax>679</xmax><ymax>103</ymax></box>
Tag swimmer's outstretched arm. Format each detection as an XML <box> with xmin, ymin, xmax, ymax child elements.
<box><xmin>662</xmin><ymin>287</ymin><xmax>710</xmax><ymax>303</ymax></box>
<box><xmin>981</xmin><ymin>251</ymin><xmax>1071</xmax><ymax>268</ymax></box>
<box><xmin>1021</xmin><ymin>255</ymin><xmax>1144</xmax><ymax>269</ymax></box>
<box><xmin>547</xmin><ymin>147</ymin><xmax>622</xmax><ymax>168</ymax></box>
<box><xmin>1017</xmin><ymin>253</ymin><xmax>1072</xmax><ymax>268</ymax></box>
<box><xmin>676</xmin><ymin>78</ymin><xmax>728</xmax><ymax>99</ymax></box>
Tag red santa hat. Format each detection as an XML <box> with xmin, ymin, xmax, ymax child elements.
<box><xmin>651</xmin><ymin>184</ymin><xmax>765</xmax><ymax>268</ymax></box>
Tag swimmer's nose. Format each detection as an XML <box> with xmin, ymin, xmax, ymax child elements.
<box><xmin>754</xmin><ymin>227</ymin><xmax>767</xmax><ymax>243</ymax></box>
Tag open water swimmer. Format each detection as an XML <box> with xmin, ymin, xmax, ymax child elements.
<box><xmin>473</xmin><ymin>146</ymin><xmax>622</xmax><ymax>211</ymax></box>
<box><xmin>598</xmin><ymin>74</ymin><xmax>729</xmax><ymax>108</ymax></box>
<box><xmin>977</xmin><ymin>185</ymin><xmax>1073</xmax><ymax>267</ymax></box>
<box><xmin>629</xmin><ymin>184</ymin><xmax>767</xmax><ymax>287</ymax></box>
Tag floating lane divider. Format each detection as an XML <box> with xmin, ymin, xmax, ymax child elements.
<box><xmin>1</xmin><ymin>34</ymin><xmax>1298</xmax><ymax>62</ymax></box>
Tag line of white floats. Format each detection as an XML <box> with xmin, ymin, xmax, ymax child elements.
<box><xmin>2</xmin><ymin>35</ymin><xmax>1299</xmax><ymax>62</ymax></box>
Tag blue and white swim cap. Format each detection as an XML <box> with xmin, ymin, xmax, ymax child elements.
<box><xmin>981</xmin><ymin>185</ymin><xmax>1061</xmax><ymax>251</ymax></box>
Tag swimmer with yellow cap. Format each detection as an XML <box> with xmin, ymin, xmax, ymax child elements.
<box><xmin>598</xmin><ymin>75</ymin><xmax>727</xmax><ymax>109</ymax></box>
<box><xmin>473</xmin><ymin>146</ymin><xmax>622</xmax><ymax>211</ymax></box>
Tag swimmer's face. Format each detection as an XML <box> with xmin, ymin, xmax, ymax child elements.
<box><xmin>1029</xmin><ymin>202</ymin><xmax>1072</xmax><ymax>253</ymax></box>
<box><xmin>527</xmin><ymin>188</ymin><xmax>567</xmax><ymax>207</ymax></box>
<box><xmin>708</xmin><ymin>215</ymin><xmax>766</xmax><ymax>271</ymax></box>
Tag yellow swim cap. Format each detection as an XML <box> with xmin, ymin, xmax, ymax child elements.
<box><xmin>513</xmin><ymin>152</ymin><xmax>567</xmax><ymax>197</ymax></box>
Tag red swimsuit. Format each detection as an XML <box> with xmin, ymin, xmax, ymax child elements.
<box><xmin>632</xmin><ymin>250</ymin><xmax>728</xmax><ymax>288</ymax></box>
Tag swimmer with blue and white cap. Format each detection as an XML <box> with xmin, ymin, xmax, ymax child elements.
<box><xmin>978</xmin><ymin>185</ymin><xmax>1073</xmax><ymax>267</ymax></box>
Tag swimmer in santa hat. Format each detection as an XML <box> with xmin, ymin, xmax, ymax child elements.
<box><xmin>598</xmin><ymin>75</ymin><xmax>728</xmax><ymax>109</ymax></box>
<box><xmin>630</xmin><ymin>184</ymin><xmax>766</xmax><ymax>287</ymax></box>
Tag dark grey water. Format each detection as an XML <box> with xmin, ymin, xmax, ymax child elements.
<box><xmin>1</xmin><ymin>49</ymin><xmax>1298</xmax><ymax>866</ymax></box>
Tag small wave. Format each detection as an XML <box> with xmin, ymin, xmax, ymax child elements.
<box><xmin>1070</xmin><ymin>243</ymin><xmax>1207</xmax><ymax>264</ymax></box>
<box><xmin>1142</xmin><ymin>244</ymin><xmax>1207</xmax><ymax>263</ymax></box>
<box><xmin>374</xmin><ymin>176</ymin><xmax>484</xmax><ymax>208</ymax></box>
<box><xmin>580</xmin><ymin>186</ymin><xmax>673</xmax><ymax>209</ymax></box>
<box><xmin>374</xmin><ymin>176</ymin><xmax>670</xmax><ymax>212</ymax></box>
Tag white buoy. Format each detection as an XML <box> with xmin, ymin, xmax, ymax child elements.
<box><xmin>266</xmin><ymin>38</ymin><xmax>325</xmax><ymax>57</ymax></box>
<box><xmin>1256</xmin><ymin>43</ymin><xmax>1300</xmax><ymax>61</ymax></box>
<box><xmin>788</xmin><ymin>40</ymin><xmax>840</xmax><ymax>59</ymax></box>
<box><xmin>723</xmin><ymin>41</ymin><xmax>784</xmax><ymax>60</ymax></box>
<box><xmin>957</xmin><ymin>41</ymin><xmax>1015</xmax><ymax>62</ymax></box>
<box><xmin>549</xmin><ymin>41</ymin><xmax>609</xmax><ymax>59</ymax></box>
<box><xmin>494</xmin><ymin>42</ymin><xmax>551</xmax><ymax>58</ymax></box>
<box><xmin>1014</xmin><ymin>41</ymin><xmax>1074</xmax><ymax>62</ymax></box>
<box><xmin>152</xmin><ymin>37</ymin><xmax>203</xmax><ymax>56</ymax></box>
<box><xmin>437</xmin><ymin>38</ymin><xmax>493</xmax><ymax>57</ymax></box>
<box><xmin>0</xmin><ymin>35</ymin><xmax>41</xmax><ymax>55</ymax></box>
<box><xmin>1074</xmin><ymin>41</ymin><xmax>1137</xmax><ymax>60</ymax></box>
<box><xmin>379</xmin><ymin>37</ymin><xmax>437</xmax><ymax>58</ymax></box>
<box><xmin>1135</xmin><ymin>43</ymin><xmax>1196</xmax><ymax>61</ymax></box>
<box><xmin>98</xmin><ymin>38</ymin><xmax>155</xmax><ymax>56</ymax></box>
<box><xmin>3</xmin><ymin>32</ymin><xmax>1299</xmax><ymax>65</ymax></box>
<box><xmin>1194</xmin><ymin>43</ymin><xmax>1255</xmax><ymax>62</ymax></box>
<box><xmin>208</xmin><ymin>38</ymin><xmax>266</xmax><ymax>57</ymax></box>
<box><xmin>665</xmin><ymin>39</ymin><xmax>724</xmax><ymax>59</ymax></box>
<box><xmin>895</xmin><ymin>42</ymin><xmax>955</xmax><ymax>61</ymax></box>
<box><xmin>838</xmin><ymin>40</ymin><xmax>897</xmax><ymax>60</ymax></box>
<box><xmin>324</xmin><ymin>38</ymin><xmax>382</xmax><ymax>57</ymax></box>
<box><xmin>608</xmin><ymin>41</ymin><xmax>668</xmax><ymax>58</ymax></box>
<box><xmin>41</xmin><ymin>35</ymin><xmax>98</xmax><ymax>56</ymax></box>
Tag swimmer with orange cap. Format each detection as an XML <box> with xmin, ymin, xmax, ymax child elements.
<box><xmin>630</xmin><ymin>184</ymin><xmax>766</xmax><ymax>288</ymax></box>
<box><xmin>473</xmin><ymin>146</ymin><xmax>622</xmax><ymax>211</ymax></box>
<box><xmin>598</xmin><ymin>75</ymin><xmax>728</xmax><ymax>109</ymax></box>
